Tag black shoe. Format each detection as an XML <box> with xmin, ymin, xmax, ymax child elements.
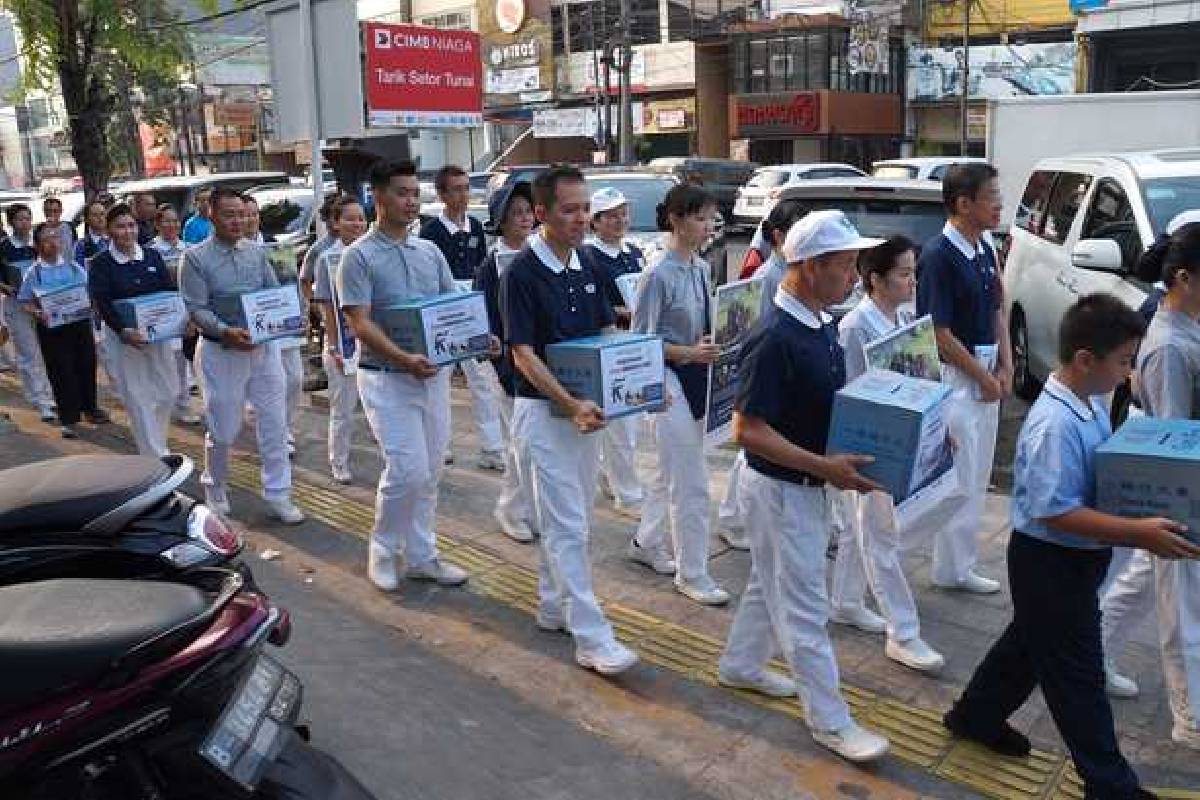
<box><xmin>60</xmin><ymin>425</ymin><xmax>79</xmax><ymax>440</ymax></box>
<box><xmin>84</xmin><ymin>409</ymin><xmax>111</xmax><ymax>424</ymax></box>
<box><xmin>943</xmin><ymin>708</ymin><xmax>1031</xmax><ymax>758</ymax></box>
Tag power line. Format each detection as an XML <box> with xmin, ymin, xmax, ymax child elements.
<box><xmin>145</xmin><ymin>0</ymin><xmax>279</xmax><ymax>31</ymax></box>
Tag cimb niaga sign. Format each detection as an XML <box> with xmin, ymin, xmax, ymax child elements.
<box><xmin>362</xmin><ymin>22</ymin><xmax>483</xmax><ymax>128</ymax></box>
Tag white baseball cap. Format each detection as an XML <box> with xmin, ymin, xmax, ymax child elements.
<box><xmin>1167</xmin><ymin>209</ymin><xmax>1200</xmax><ymax>235</ymax></box>
<box><xmin>591</xmin><ymin>187</ymin><xmax>629</xmax><ymax>216</ymax></box>
<box><xmin>782</xmin><ymin>209</ymin><xmax>885</xmax><ymax>263</ymax></box>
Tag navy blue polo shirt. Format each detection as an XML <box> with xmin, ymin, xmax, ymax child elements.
<box><xmin>585</xmin><ymin>240</ymin><xmax>644</xmax><ymax>309</ymax></box>
<box><xmin>501</xmin><ymin>233</ymin><xmax>615</xmax><ymax>400</ymax></box>
<box><xmin>916</xmin><ymin>225</ymin><xmax>1000</xmax><ymax>349</ymax></box>
<box><xmin>87</xmin><ymin>246</ymin><xmax>175</xmax><ymax>334</ymax></box>
<box><xmin>737</xmin><ymin>294</ymin><xmax>846</xmax><ymax>486</ymax></box>
<box><xmin>419</xmin><ymin>214</ymin><xmax>488</xmax><ymax>282</ymax></box>
<box><xmin>0</xmin><ymin>236</ymin><xmax>36</xmax><ymax>292</ymax></box>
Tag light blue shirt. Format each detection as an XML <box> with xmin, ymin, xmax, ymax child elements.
<box><xmin>1012</xmin><ymin>374</ymin><xmax>1112</xmax><ymax>550</ymax></box>
<box><xmin>753</xmin><ymin>252</ymin><xmax>786</xmax><ymax>321</ymax></box>
<box><xmin>17</xmin><ymin>259</ymin><xmax>87</xmax><ymax>303</ymax></box>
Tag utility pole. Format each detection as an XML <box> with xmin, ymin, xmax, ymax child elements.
<box><xmin>959</xmin><ymin>0</ymin><xmax>971</xmax><ymax>156</ymax></box>
<box><xmin>617</xmin><ymin>0</ymin><xmax>634</xmax><ymax>165</ymax></box>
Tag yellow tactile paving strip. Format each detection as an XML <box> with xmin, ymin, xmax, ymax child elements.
<box><xmin>5</xmin><ymin>377</ymin><xmax>1196</xmax><ymax>800</ymax></box>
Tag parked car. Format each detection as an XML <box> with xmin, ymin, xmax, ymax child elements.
<box><xmin>117</xmin><ymin>171</ymin><xmax>291</xmax><ymax>223</ymax></box>
<box><xmin>733</xmin><ymin>163</ymin><xmax>866</xmax><ymax>227</ymax></box>
<box><xmin>646</xmin><ymin>157</ymin><xmax>758</xmax><ymax>222</ymax></box>
<box><xmin>871</xmin><ymin>157</ymin><xmax>989</xmax><ymax>182</ymax></box>
<box><xmin>1004</xmin><ymin>149</ymin><xmax>1200</xmax><ymax>400</ymax></box>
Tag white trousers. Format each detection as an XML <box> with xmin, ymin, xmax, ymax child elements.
<box><xmin>358</xmin><ymin>367</ymin><xmax>450</xmax><ymax>567</ymax></box>
<box><xmin>718</xmin><ymin>450</ymin><xmax>746</xmax><ymax>531</ymax></box>
<box><xmin>322</xmin><ymin>351</ymin><xmax>361</xmax><ymax>473</ymax></box>
<box><xmin>830</xmin><ymin>489</ymin><xmax>923</xmax><ymax>642</ymax></box>
<box><xmin>3</xmin><ymin>301</ymin><xmax>53</xmax><ymax>412</ymax></box>
<box><xmin>280</xmin><ymin>345</ymin><xmax>304</xmax><ymax>437</ymax></box>
<box><xmin>1100</xmin><ymin>548</ymin><xmax>1154</xmax><ymax>661</ymax></box>
<box><xmin>720</xmin><ymin>469</ymin><xmax>853</xmax><ymax>732</ymax></box>
<box><xmin>197</xmin><ymin>339</ymin><xmax>291</xmax><ymax>497</ymax></box>
<box><xmin>174</xmin><ymin>349</ymin><xmax>194</xmax><ymax>414</ymax></box>
<box><xmin>1156</xmin><ymin>559</ymin><xmax>1200</xmax><ymax>735</ymax></box>
<box><xmin>636</xmin><ymin>370</ymin><xmax>713</xmax><ymax>584</ymax></box>
<box><xmin>458</xmin><ymin>357</ymin><xmax>504</xmax><ymax>453</ymax></box>
<box><xmin>94</xmin><ymin>322</ymin><xmax>120</xmax><ymax>390</ymax></box>
<box><xmin>106</xmin><ymin>329</ymin><xmax>179</xmax><ymax>457</ymax></box>
<box><xmin>599</xmin><ymin>415</ymin><xmax>644</xmax><ymax>506</ymax></box>
<box><xmin>932</xmin><ymin>365</ymin><xmax>1000</xmax><ymax>585</ymax></box>
<box><xmin>513</xmin><ymin>398</ymin><xmax>615</xmax><ymax>652</ymax></box>
<box><xmin>491</xmin><ymin>378</ymin><xmax>534</xmax><ymax>525</ymax></box>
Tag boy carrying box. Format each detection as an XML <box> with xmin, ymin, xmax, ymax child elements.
<box><xmin>943</xmin><ymin>293</ymin><xmax>1200</xmax><ymax>799</ymax></box>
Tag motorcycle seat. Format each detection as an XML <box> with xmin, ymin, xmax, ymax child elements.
<box><xmin>0</xmin><ymin>455</ymin><xmax>170</xmax><ymax>535</ymax></box>
<box><xmin>0</xmin><ymin>578</ymin><xmax>209</xmax><ymax>711</ymax></box>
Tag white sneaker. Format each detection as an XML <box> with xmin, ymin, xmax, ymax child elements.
<box><xmin>811</xmin><ymin>723</ymin><xmax>890</xmax><ymax>763</ymax></box>
<box><xmin>831</xmin><ymin>605</ymin><xmax>888</xmax><ymax>635</ymax></box>
<box><xmin>576</xmin><ymin>640</ymin><xmax>639</xmax><ymax>676</ymax></box>
<box><xmin>934</xmin><ymin>571</ymin><xmax>1001</xmax><ymax>594</ymax></box>
<box><xmin>886</xmin><ymin>637</ymin><xmax>945</xmax><ymax>673</ymax></box>
<box><xmin>1105</xmin><ymin>662</ymin><xmax>1140</xmax><ymax>698</ymax></box>
<box><xmin>368</xmin><ymin>543</ymin><xmax>399</xmax><ymax>591</ymax></box>
<box><xmin>718</xmin><ymin>669</ymin><xmax>796</xmax><ymax>698</ymax></box>
<box><xmin>675</xmin><ymin>576</ymin><xmax>730</xmax><ymax>606</ymax></box>
<box><xmin>535</xmin><ymin>610</ymin><xmax>568</xmax><ymax>633</ymax></box>
<box><xmin>331</xmin><ymin>465</ymin><xmax>353</xmax><ymax>485</ymax></box>
<box><xmin>493</xmin><ymin>508</ymin><xmax>534</xmax><ymax>543</ymax></box>
<box><xmin>265</xmin><ymin>496</ymin><xmax>305</xmax><ymax>525</ymax></box>
<box><xmin>286</xmin><ymin>436</ymin><xmax>296</xmax><ymax>458</ymax></box>
<box><xmin>1171</xmin><ymin>722</ymin><xmax>1200</xmax><ymax>749</ymax></box>
<box><xmin>720</xmin><ymin>526</ymin><xmax>751</xmax><ymax>551</ymax></box>
<box><xmin>627</xmin><ymin>537</ymin><xmax>676</xmax><ymax>575</ymax></box>
<box><xmin>204</xmin><ymin>485</ymin><xmax>232</xmax><ymax>516</ymax></box>
<box><xmin>477</xmin><ymin>449</ymin><xmax>505</xmax><ymax>472</ymax></box>
<box><xmin>406</xmin><ymin>559</ymin><xmax>469</xmax><ymax>587</ymax></box>
<box><xmin>174</xmin><ymin>410</ymin><xmax>201</xmax><ymax>425</ymax></box>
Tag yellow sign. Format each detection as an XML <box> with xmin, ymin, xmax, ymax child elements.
<box><xmin>641</xmin><ymin>98</ymin><xmax>695</xmax><ymax>135</ymax></box>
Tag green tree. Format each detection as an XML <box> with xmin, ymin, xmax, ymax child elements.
<box><xmin>1</xmin><ymin>0</ymin><xmax>195</xmax><ymax>197</ymax></box>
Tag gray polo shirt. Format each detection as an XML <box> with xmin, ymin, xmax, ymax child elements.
<box><xmin>1137</xmin><ymin>308</ymin><xmax>1200</xmax><ymax>419</ymax></box>
<box><xmin>631</xmin><ymin>250</ymin><xmax>711</xmax><ymax>346</ymax></box>
<box><xmin>312</xmin><ymin>240</ymin><xmax>345</xmax><ymax>303</ymax></box>
<box><xmin>336</xmin><ymin>226</ymin><xmax>455</xmax><ymax>365</ymax></box>
<box><xmin>300</xmin><ymin>233</ymin><xmax>336</xmax><ymax>284</ymax></box>
<box><xmin>180</xmin><ymin>236</ymin><xmax>278</xmax><ymax>338</ymax></box>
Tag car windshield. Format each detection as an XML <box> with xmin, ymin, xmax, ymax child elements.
<box><xmin>806</xmin><ymin>198</ymin><xmax>945</xmax><ymax>246</ymax></box>
<box><xmin>872</xmin><ymin>165</ymin><xmax>920</xmax><ymax>180</ymax></box>
<box><xmin>747</xmin><ymin>169</ymin><xmax>789</xmax><ymax>189</ymax></box>
<box><xmin>1142</xmin><ymin>176</ymin><xmax>1200</xmax><ymax>235</ymax></box>
<box><xmin>257</xmin><ymin>195</ymin><xmax>312</xmax><ymax>237</ymax></box>
<box><xmin>585</xmin><ymin>176</ymin><xmax>677</xmax><ymax>232</ymax></box>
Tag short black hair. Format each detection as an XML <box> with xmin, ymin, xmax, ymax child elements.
<box><xmin>656</xmin><ymin>183</ymin><xmax>714</xmax><ymax>232</ymax></box>
<box><xmin>434</xmin><ymin>165</ymin><xmax>468</xmax><ymax>194</ymax></box>
<box><xmin>860</xmin><ymin>235</ymin><xmax>916</xmax><ymax>295</ymax></box>
<box><xmin>105</xmin><ymin>202</ymin><xmax>135</xmax><ymax>228</ymax></box>
<box><xmin>943</xmin><ymin>162</ymin><xmax>998</xmax><ymax>214</ymax></box>
<box><xmin>761</xmin><ymin>199</ymin><xmax>808</xmax><ymax>245</ymax></box>
<box><xmin>42</xmin><ymin>196</ymin><xmax>62</xmax><ymax>211</ymax></box>
<box><xmin>32</xmin><ymin>221</ymin><xmax>58</xmax><ymax>243</ymax></box>
<box><xmin>1058</xmin><ymin>292</ymin><xmax>1146</xmax><ymax>364</ymax></box>
<box><xmin>5</xmin><ymin>203</ymin><xmax>30</xmax><ymax>224</ymax></box>
<box><xmin>318</xmin><ymin>194</ymin><xmax>338</xmax><ymax>223</ymax></box>
<box><xmin>241</xmin><ymin>194</ymin><xmax>258</xmax><ymax>207</ymax></box>
<box><xmin>532</xmin><ymin>165</ymin><xmax>586</xmax><ymax>211</ymax></box>
<box><xmin>209</xmin><ymin>186</ymin><xmax>243</xmax><ymax>210</ymax></box>
<box><xmin>369</xmin><ymin>159</ymin><xmax>418</xmax><ymax>190</ymax></box>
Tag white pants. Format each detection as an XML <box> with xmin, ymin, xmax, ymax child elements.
<box><xmin>1157</xmin><ymin>559</ymin><xmax>1200</xmax><ymax>735</ymax></box>
<box><xmin>322</xmin><ymin>351</ymin><xmax>361</xmax><ymax>473</ymax></box>
<box><xmin>1100</xmin><ymin>548</ymin><xmax>1154</xmax><ymax>661</ymax></box>
<box><xmin>458</xmin><ymin>357</ymin><xmax>504</xmax><ymax>454</ymax></box>
<box><xmin>280</xmin><ymin>345</ymin><xmax>304</xmax><ymax>438</ymax></box>
<box><xmin>198</xmin><ymin>339</ymin><xmax>291</xmax><ymax>497</ymax></box>
<box><xmin>3</xmin><ymin>301</ymin><xmax>53</xmax><ymax>412</ymax></box>
<box><xmin>491</xmin><ymin>380</ymin><xmax>534</xmax><ymax>525</ymax></box>
<box><xmin>932</xmin><ymin>364</ymin><xmax>1000</xmax><ymax>585</ymax></box>
<box><xmin>94</xmin><ymin>322</ymin><xmax>120</xmax><ymax>390</ymax></box>
<box><xmin>514</xmin><ymin>398</ymin><xmax>615</xmax><ymax>652</ymax></box>
<box><xmin>358</xmin><ymin>367</ymin><xmax>451</xmax><ymax>567</ymax></box>
<box><xmin>720</xmin><ymin>469</ymin><xmax>853</xmax><ymax>732</ymax></box>
<box><xmin>636</xmin><ymin>371</ymin><xmax>713</xmax><ymax>584</ymax></box>
<box><xmin>599</xmin><ymin>415</ymin><xmax>644</xmax><ymax>506</ymax></box>
<box><xmin>718</xmin><ymin>450</ymin><xmax>746</xmax><ymax>531</ymax></box>
<box><xmin>830</xmin><ymin>489</ymin><xmax>923</xmax><ymax>642</ymax></box>
<box><xmin>174</xmin><ymin>349</ymin><xmax>194</xmax><ymax>414</ymax></box>
<box><xmin>107</xmin><ymin>329</ymin><xmax>179</xmax><ymax>457</ymax></box>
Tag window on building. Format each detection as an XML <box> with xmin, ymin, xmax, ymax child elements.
<box><xmin>551</xmin><ymin>5</ymin><xmax>566</xmax><ymax>56</ymax></box>
<box><xmin>420</xmin><ymin>11</ymin><xmax>469</xmax><ymax>29</ymax></box>
<box><xmin>567</xmin><ymin>0</ymin><xmax>659</xmax><ymax>51</ymax></box>
<box><xmin>748</xmin><ymin>39</ymin><xmax>767</xmax><ymax>94</ymax></box>
<box><xmin>768</xmin><ymin>37</ymin><xmax>792</xmax><ymax>91</ymax></box>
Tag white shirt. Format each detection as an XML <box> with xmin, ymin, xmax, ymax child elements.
<box><xmin>530</xmin><ymin>231</ymin><xmax>581</xmax><ymax>274</ymax></box>
<box><xmin>438</xmin><ymin>213</ymin><xmax>468</xmax><ymax>237</ymax></box>
<box><xmin>109</xmin><ymin>244</ymin><xmax>145</xmax><ymax>265</ymax></box>
<box><xmin>774</xmin><ymin>286</ymin><xmax>830</xmax><ymax>330</ymax></box>
<box><xmin>943</xmin><ymin>221</ymin><xmax>996</xmax><ymax>261</ymax></box>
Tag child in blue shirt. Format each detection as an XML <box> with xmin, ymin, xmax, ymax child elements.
<box><xmin>944</xmin><ymin>293</ymin><xmax>1200</xmax><ymax>800</ymax></box>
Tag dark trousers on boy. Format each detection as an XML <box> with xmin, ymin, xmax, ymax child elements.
<box><xmin>35</xmin><ymin>319</ymin><xmax>98</xmax><ymax>426</ymax></box>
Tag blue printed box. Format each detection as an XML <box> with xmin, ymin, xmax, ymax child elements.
<box><xmin>546</xmin><ymin>333</ymin><xmax>665</xmax><ymax>420</ymax></box>
<box><xmin>113</xmin><ymin>291</ymin><xmax>188</xmax><ymax>343</ymax></box>
<box><xmin>827</xmin><ymin>369</ymin><xmax>954</xmax><ymax>501</ymax></box>
<box><xmin>1096</xmin><ymin>416</ymin><xmax>1200</xmax><ymax>543</ymax></box>
<box><xmin>370</xmin><ymin>291</ymin><xmax>491</xmax><ymax>368</ymax></box>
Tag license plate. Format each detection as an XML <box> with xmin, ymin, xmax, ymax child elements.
<box><xmin>199</xmin><ymin>654</ymin><xmax>303</xmax><ymax>790</ymax></box>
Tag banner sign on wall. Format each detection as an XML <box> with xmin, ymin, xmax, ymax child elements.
<box><xmin>907</xmin><ymin>42</ymin><xmax>1076</xmax><ymax>102</ymax></box>
<box><xmin>362</xmin><ymin>22</ymin><xmax>483</xmax><ymax>128</ymax></box>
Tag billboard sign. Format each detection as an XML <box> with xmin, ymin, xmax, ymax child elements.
<box><xmin>479</xmin><ymin>0</ymin><xmax>554</xmax><ymax>107</ymax></box>
<box><xmin>362</xmin><ymin>22</ymin><xmax>483</xmax><ymax>128</ymax></box>
<box><xmin>907</xmin><ymin>42</ymin><xmax>1076</xmax><ymax>103</ymax></box>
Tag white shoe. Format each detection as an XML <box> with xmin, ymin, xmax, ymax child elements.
<box><xmin>265</xmin><ymin>496</ymin><xmax>305</xmax><ymax>525</ymax></box>
<box><xmin>597</xmin><ymin>472</ymin><xmax>616</xmax><ymax>501</ymax></box>
<box><xmin>286</xmin><ymin>441</ymin><xmax>296</xmax><ymax>458</ymax></box>
<box><xmin>612</xmin><ymin>496</ymin><xmax>643</xmax><ymax>519</ymax></box>
<box><xmin>174</xmin><ymin>411</ymin><xmax>201</xmax><ymax>425</ymax></box>
<box><xmin>576</xmin><ymin>640</ymin><xmax>639</xmax><ymax>676</ymax></box>
<box><xmin>1171</xmin><ymin>722</ymin><xmax>1200</xmax><ymax>749</ymax></box>
<box><xmin>831</xmin><ymin>605</ymin><xmax>887</xmax><ymax>635</ymax></box>
<box><xmin>331</xmin><ymin>465</ymin><xmax>353</xmax><ymax>485</ymax></box>
<box><xmin>535</xmin><ymin>610</ymin><xmax>568</xmax><ymax>633</ymax></box>
<box><xmin>493</xmin><ymin>508</ymin><xmax>534</xmax><ymax>543</ymax></box>
<box><xmin>675</xmin><ymin>576</ymin><xmax>730</xmax><ymax>606</ymax></box>
<box><xmin>627</xmin><ymin>537</ymin><xmax>676</xmax><ymax>575</ymax></box>
<box><xmin>368</xmin><ymin>543</ymin><xmax>399</xmax><ymax>591</ymax></box>
<box><xmin>477</xmin><ymin>449</ymin><xmax>505</xmax><ymax>472</ymax></box>
<box><xmin>1105</xmin><ymin>662</ymin><xmax>1140</xmax><ymax>698</ymax></box>
<box><xmin>406</xmin><ymin>559</ymin><xmax>469</xmax><ymax>587</ymax></box>
<box><xmin>720</xmin><ymin>526</ymin><xmax>751</xmax><ymax>551</ymax></box>
<box><xmin>204</xmin><ymin>485</ymin><xmax>232</xmax><ymax>516</ymax></box>
<box><xmin>934</xmin><ymin>572</ymin><xmax>1001</xmax><ymax>594</ymax></box>
<box><xmin>718</xmin><ymin>669</ymin><xmax>796</xmax><ymax>698</ymax></box>
<box><xmin>886</xmin><ymin>638</ymin><xmax>945</xmax><ymax>673</ymax></box>
<box><xmin>812</xmin><ymin>723</ymin><xmax>890</xmax><ymax>763</ymax></box>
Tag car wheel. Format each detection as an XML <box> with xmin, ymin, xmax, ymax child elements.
<box><xmin>1010</xmin><ymin>307</ymin><xmax>1040</xmax><ymax>401</ymax></box>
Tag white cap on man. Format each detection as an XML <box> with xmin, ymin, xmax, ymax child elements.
<box><xmin>1167</xmin><ymin>209</ymin><xmax>1200</xmax><ymax>236</ymax></box>
<box><xmin>591</xmin><ymin>187</ymin><xmax>629</xmax><ymax>216</ymax></box>
<box><xmin>782</xmin><ymin>209</ymin><xmax>885</xmax><ymax>263</ymax></box>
